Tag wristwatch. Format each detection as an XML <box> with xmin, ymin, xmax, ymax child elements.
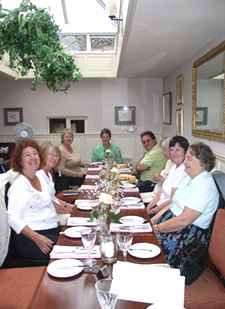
<box><xmin>155</xmin><ymin>225</ymin><xmax>161</xmax><ymax>234</ymax></box>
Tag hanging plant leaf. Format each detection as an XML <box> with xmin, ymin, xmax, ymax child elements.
<box><xmin>0</xmin><ymin>2</ymin><xmax>82</xmax><ymax>93</ymax></box>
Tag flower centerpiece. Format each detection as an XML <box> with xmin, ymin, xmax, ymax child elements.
<box><xmin>90</xmin><ymin>192</ymin><xmax>119</xmax><ymax>224</ymax></box>
<box><xmin>105</xmin><ymin>149</ymin><xmax>113</xmax><ymax>158</ymax></box>
<box><xmin>103</xmin><ymin>149</ymin><xmax>116</xmax><ymax>170</ymax></box>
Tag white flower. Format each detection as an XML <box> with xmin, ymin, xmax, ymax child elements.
<box><xmin>110</xmin><ymin>167</ymin><xmax>119</xmax><ymax>175</ymax></box>
<box><xmin>106</xmin><ymin>149</ymin><xmax>111</xmax><ymax>153</ymax></box>
<box><xmin>99</xmin><ymin>193</ymin><xmax>113</xmax><ymax>205</ymax></box>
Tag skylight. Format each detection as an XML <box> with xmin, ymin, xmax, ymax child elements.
<box><xmin>0</xmin><ymin>0</ymin><xmax>118</xmax><ymax>54</ymax></box>
<box><xmin>0</xmin><ymin>0</ymin><xmax>117</xmax><ymax>33</ymax></box>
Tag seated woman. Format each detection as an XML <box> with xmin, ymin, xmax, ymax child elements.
<box><xmin>146</xmin><ymin>136</ymin><xmax>189</xmax><ymax>219</ymax></box>
<box><xmin>36</xmin><ymin>141</ymin><xmax>74</xmax><ymax>213</ymax></box>
<box><xmin>92</xmin><ymin>128</ymin><xmax>123</xmax><ymax>163</ymax></box>
<box><xmin>140</xmin><ymin>137</ymin><xmax>174</xmax><ymax>204</ymax></box>
<box><xmin>153</xmin><ymin>142</ymin><xmax>219</xmax><ymax>266</ymax></box>
<box><xmin>58</xmin><ymin>128</ymin><xmax>89</xmax><ymax>187</ymax></box>
<box><xmin>7</xmin><ymin>139</ymin><xmax>61</xmax><ymax>260</ymax></box>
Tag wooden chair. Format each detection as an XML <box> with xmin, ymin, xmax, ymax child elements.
<box><xmin>184</xmin><ymin>209</ymin><xmax>225</xmax><ymax>309</ymax></box>
<box><xmin>0</xmin><ymin>266</ymin><xmax>46</xmax><ymax>308</ymax></box>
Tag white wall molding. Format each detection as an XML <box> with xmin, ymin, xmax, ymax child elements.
<box><xmin>1</xmin><ymin>133</ymin><xmax>225</xmax><ymax>173</ymax></box>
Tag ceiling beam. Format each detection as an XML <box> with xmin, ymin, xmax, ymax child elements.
<box><xmin>61</xmin><ymin>0</ymin><xmax>69</xmax><ymax>24</ymax></box>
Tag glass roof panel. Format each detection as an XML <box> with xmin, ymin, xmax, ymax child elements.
<box><xmin>0</xmin><ymin>0</ymin><xmax>117</xmax><ymax>33</ymax></box>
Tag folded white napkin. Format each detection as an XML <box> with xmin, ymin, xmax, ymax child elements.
<box><xmin>112</xmin><ymin>261</ymin><xmax>185</xmax><ymax>306</ymax></box>
<box><xmin>87</xmin><ymin>167</ymin><xmax>102</xmax><ymax>172</ymax></box>
<box><xmin>110</xmin><ymin>223</ymin><xmax>152</xmax><ymax>233</ymax></box>
<box><xmin>50</xmin><ymin>245</ymin><xmax>101</xmax><ymax>259</ymax></box>
<box><xmin>85</xmin><ymin>174</ymin><xmax>100</xmax><ymax>179</ymax></box>
<box><xmin>80</xmin><ymin>185</ymin><xmax>97</xmax><ymax>191</ymax></box>
<box><xmin>67</xmin><ymin>217</ymin><xmax>97</xmax><ymax>226</ymax></box>
<box><xmin>118</xmin><ymin>169</ymin><xmax>131</xmax><ymax>174</ymax></box>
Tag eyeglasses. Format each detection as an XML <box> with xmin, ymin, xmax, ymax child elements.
<box><xmin>47</xmin><ymin>152</ymin><xmax>60</xmax><ymax>158</ymax></box>
<box><xmin>142</xmin><ymin>139</ymin><xmax>151</xmax><ymax>144</ymax></box>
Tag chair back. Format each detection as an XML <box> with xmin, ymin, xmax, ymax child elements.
<box><xmin>208</xmin><ymin>208</ymin><xmax>225</xmax><ymax>278</ymax></box>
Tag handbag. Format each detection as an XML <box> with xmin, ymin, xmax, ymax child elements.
<box><xmin>174</xmin><ymin>239</ymin><xmax>209</xmax><ymax>286</ymax></box>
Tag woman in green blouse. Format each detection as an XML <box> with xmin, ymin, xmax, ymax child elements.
<box><xmin>92</xmin><ymin>128</ymin><xmax>123</xmax><ymax>164</ymax></box>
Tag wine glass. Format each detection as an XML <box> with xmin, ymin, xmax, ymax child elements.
<box><xmin>95</xmin><ymin>279</ymin><xmax>118</xmax><ymax>309</ymax></box>
<box><xmin>81</xmin><ymin>228</ymin><xmax>97</xmax><ymax>266</ymax></box>
<box><xmin>111</xmin><ymin>199</ymin><xmax>121</xmax><ymax>215</ymax></box>
<box><xmin>116</xmin><ymin>230</ymin><xmax>133</xmax><ymax>261</ymax></box>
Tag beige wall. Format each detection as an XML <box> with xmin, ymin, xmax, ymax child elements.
<box><xmin>162</xmin><ymin>31</ymin><xmax>225</xmax><ymax>156</ymax></box>
<box><xmin>0</xmin><ymin>78</ymin><xmax>162</xmax><ymax>135</ymax></box>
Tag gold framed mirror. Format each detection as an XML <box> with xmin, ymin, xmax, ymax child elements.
<box><xmin>192</xmin><ymin>40</ymin><xmax>225</xmax><ymax>142</ymax></box>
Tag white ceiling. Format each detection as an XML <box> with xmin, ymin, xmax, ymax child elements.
<box><xmin>0</xmin><ymin>0</ymin><xmax>225</xmax><ymax>80</ymax></box>
<box><xmin>117</xmin><ymin>0</ymin><xmax>225</xmax><ymax>78</ymax></box>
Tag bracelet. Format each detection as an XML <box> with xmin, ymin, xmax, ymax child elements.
<box><xmin>64</xmin><ymin>202</ymin><xmax>67</xmax><ymax>208</ymax></box>
<box><xmin>155</xmin><ymin>225</ymin><xmax>161</xmax><ymax>234</ymax></box>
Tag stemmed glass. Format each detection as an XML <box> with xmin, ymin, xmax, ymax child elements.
<box><xmin>111</xmin><ymin>199</ymin><xmax>121</xmax><ymax>215</ymax></box>
<box><xmin>95</xmin><ymin>279</ymin><xmax>118</xmax><ymax>309</ymax></box>
<box><xmin>116</xmin><ymin>230</ymin><xmax>133</xmax><ymax>261</ymax></box>
<box><xmin>81</xmin><ymin>228</ymin><xmax>97</xmax><ymax>266</ymax></box>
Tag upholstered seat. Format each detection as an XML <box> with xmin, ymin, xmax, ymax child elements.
<box><xmin>184</xmin><ymin>209</ymin><xmax>225</xmax><ymax>309</ymax></box>
<box><xmin>0</xmin><ymin>266</ymin><xmax>46</xmax><ymax>308</ymax></box>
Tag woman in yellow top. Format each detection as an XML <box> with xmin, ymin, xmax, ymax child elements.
<box><xmin>58</xmin><ymin>128</ymin><xmax>89</xmax><ymax>187</ymax></box>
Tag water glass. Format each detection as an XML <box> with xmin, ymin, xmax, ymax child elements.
<box><xmin>116</xmin><ymin>230</ymin><xmax>133</xmax><ymax>261</ymax></box>
<box><xmin>81</xmin><ymin>228</ymin><xmax>97</xmax><ymax>266</ymax></box>
<box><xmin>111</xmin><ymin>200</ymin><xmax>121</xmax><ymax>215</ymax></box>
<box><xmin>95</xmin><ymin>279</ymin><xmax>118</xmax><ymax>309</ymax></box>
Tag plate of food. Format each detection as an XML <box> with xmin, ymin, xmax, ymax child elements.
<box><xmin>117</xmin><ymin>163</ymin><xmax>130</xmax><ymax>169</ymax></box>
<box><xmin>128</xmin><ymin>243</ymin><xmax>161</xmax><ymax>259</ymax></box>
<box><xmin>119</xmin><ymin>215</ymin><xmax>145</xmax><ymax>224</ymax></box>
<box><xmin>47</xmin><ymin>259</ymin><xmax>84</xmax><ymax>278</ymax></box>
<box><xmin>119</xmin><ymin>174</ymin><xmax>136</xmax><ymax>183</ymax></box>
<box><xmin>64</xmin><ymin>226</ymin><xmax>92</xmax><ymax>238</ymax></box>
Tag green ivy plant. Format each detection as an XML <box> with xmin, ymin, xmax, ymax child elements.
<box><xmin>0</xmin><ymin>2</ymin><xmax>82</xmax><ymax>93</ymax></box>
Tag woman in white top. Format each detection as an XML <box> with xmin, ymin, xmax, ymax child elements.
<box><xmin>7</xmin><ymin>139</ymin><xmax>61</xmax><ymax>260</ymax></box>
<box><xmin>36</xmin><ymin>142</ymin><xmax>74</xmax><ymax>213</ymax></box>
<box><xmin>146</xmin><ymin>136</ymin><xmax>189</xmax><ymax>221</ymax></box>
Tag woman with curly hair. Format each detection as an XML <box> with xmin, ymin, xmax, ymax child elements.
<box><xmin>7</xmin><ymin>139</ymin><xmax>61</xmax><ymax>260</ymax></box>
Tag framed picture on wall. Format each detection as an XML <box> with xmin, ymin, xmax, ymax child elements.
<box><xmin>4</xmin><ymin>108</ymin><xmax>23</xmax><ymax>126</ymax></box>
<box><xmin>162</xmin><ymin>92</ymin><xmax>171</xmax><ymax>125</ymax></box>
<box><xmin>196</xmin><ymin>107</ymin><xmax>208</xmax><ymax>125</ymax></box>
<box><xmin>176</xmin><ymin>108</ymin><xmax>183</xmax><ymax>136</ymax></box>
<box><xmin>176</xmin><ymin>74</ymin><xmax>184</xmax><ymax>105</ymax></box>
<box><xmin>115</xmin><ymin>106</ymin><xmax>136</xmax><ymax>125</ymax></box>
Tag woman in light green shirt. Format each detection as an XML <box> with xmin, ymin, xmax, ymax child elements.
<box><xmin>92</xmin><ymin>128</ymin><xmax>123</xmax><ymax>164</ymax></box>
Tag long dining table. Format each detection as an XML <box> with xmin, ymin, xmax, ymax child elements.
<box><xmin>32</xmin><ymin>168</ymin><xmax>167</xmax><ymax>309</ymax></box>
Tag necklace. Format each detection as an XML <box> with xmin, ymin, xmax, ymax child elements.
<box><xmin>23</xmin><ymin>173</ymin><xmax>36</xmax><ymax>184</ymax></box>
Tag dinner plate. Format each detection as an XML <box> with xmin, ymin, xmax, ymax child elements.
<box><xmin>64</xmin><ymin>226</ymin><xmax>92</xmax><ymax>238</ymax></box>
<box><xmin>120</xmin><ymin>183</ymin><xmax>136</xmax><ymax>189</ymax></box>
<box><xmin>47</xmin><ymin>259</ymin><xmax>84</xmax><ymax>278</ymax></box>
<box><xmin>121</xmin><ymin>197</ymin><xmax>141</xmax><ymax>203</ymax></box>
<box><xmin>77</xmin><ymin>204</ymin><xmax>92</xmax><ymax>211</ymax></box>
<box><xmin>128</xmin><ymin>243</ymin><xmax>161</xmax><ymax>259</ymax></box>
<box><xmin>146</xmin><ymin>305</ymin><xmax>185</xmax><ymax>309</ymax></box>
<box><xmin>119</xmin><ymin>215</ymin><xmax>145</xmax><ymax>224</ymax></box>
